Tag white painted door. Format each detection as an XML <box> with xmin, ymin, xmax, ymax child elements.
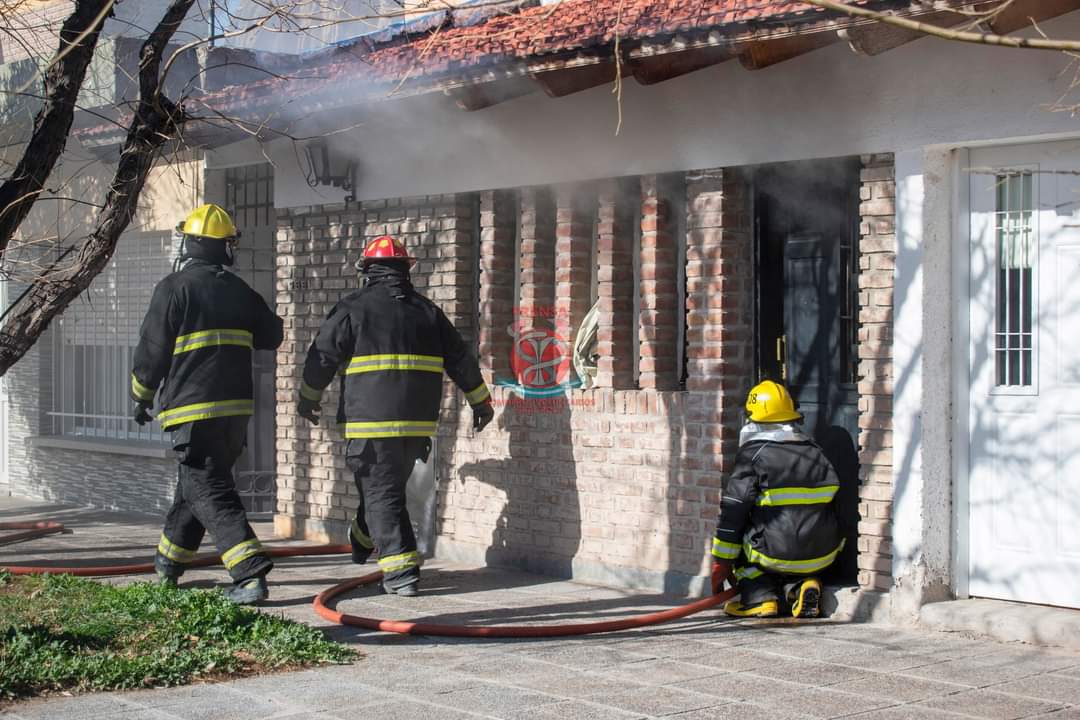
<box><xmin>969</xmin><ymin>141</ymin><xmax>1080</xmax><ymax>609</ymax></box>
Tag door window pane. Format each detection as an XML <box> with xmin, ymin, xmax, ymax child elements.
<box><xmin>995</xmin><ymin>171</ymin><xmax>1035</xmax><ymax>388</ymax></box>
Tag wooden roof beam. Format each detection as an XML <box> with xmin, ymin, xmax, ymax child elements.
<box><xmin>738</xmin><ymin>32</ymin><xmax>840</xmax><ymax>70</ymax></box>
<box><xmin>629</xmin><ymin>44</ymin><xmax>735</xmax><ymax>85</ymax></box>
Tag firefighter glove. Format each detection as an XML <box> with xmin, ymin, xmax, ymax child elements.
<box><xmin>473</xmin><ymin>400</ymin><xmax>494</xmax><ymax>432</ymax></box>
<box><xmin>711</xmin><ymin>560</ymin><xmax>733</xmax><ymax>595</ymax></box>
<box><xmin>298</xmin><ymin>397</ymin><xmax>321</xmax><ymax>425</ymax></box>
<box><xmin>133</xmin><ymin>401</ymin><xmax>153</xmax><ymax>427</ymax></box>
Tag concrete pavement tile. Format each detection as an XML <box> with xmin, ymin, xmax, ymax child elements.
<box><xmin>989</xmin><ymin>673</ymin><xmax>1080</xmax><ymax>704</ymax></box>
<box><xmin>5</xmin><ymin>694</ymin><xmax>141</xmax><ymax>719</ymax></box>
<box><xmin>593</xmin><ymin>685</ymin><xmax>723</xmax><ymax>716</ymax></box>
<box><xmin>744</xmin><ymin>658</ymin><xmax>872</xmax><ymax>686</ymax></box>
<box><xmin>518</xmin><ymin>643</ymin><xmax>655</xmax><ymax>669</ymax></box>
<box><xmin>1026</xmin><ymin>709</ymin><xmax>1080</xmax><ymax>719</ymax></box>
<box><xmin>408</xmin><ymin>681</ymin><xmax>559</xmax><ymax>716</ymax></box>
<box><xmin>450</xmin><ymin>652</ymin><xmax>564</xmax><ymax>678</ymax></box>
<box><xmin>507</xmin><ymin>668</ymin><xmax>649</xmax><ymax>699</ymax></box>
<box><xmin>224</xmin><ymin>676</ymin><xmax>393</xmax><ymax>711</ymax></box>
<box><xmin>342</xmin><ymin>699</ymin><xmax>484</xmax><ymax>720</ymax></box>
<box><xmin>1052</xmin><ymin>665</ymin><xmax>1080</xmax><ymax>678</ymax></box>
<box><xmin>499</xmin><ymin>699</ymin><xmax>645</xmax><ymax>720</ymax></box>
<box><xmin>124</xmin><ymin>687</ymin><xmax>296</xmax><ymax>719</ymax></box>
<box><xmin>841</xmin><ymin>705</ymin><xmax>970</xmax><ymax>719</ymax></box>
<box><xmin>763</xmin><ymin>685</ymin><xmax>898</xmax><ymax>718</ymax></box>
<box><xmin>830</xmin><ymin>671</ymin><xmax>971</xmax><ymax>702</ymax></box>
<box><xmin>899</xmin><ymin>657</ymin><xmax>1053</xmax><ymax>688</ymax></box>
<box><xmin>657</xmin><ymin>646</ymin><xmax>776</xmax><ymax>673</ymax></box>
<box><xmin>601</xmin><ymin>658</ymin><xmax>726</xmax><ymax>685</ymax></box>
<box><xmin>674</xmin><ymin>671</ymin><xmax>809</xmax><ymax>702</ymax></box>
<box><xmin>666</xmin><ymin>701</ymin><xmax>817</xmax><ymax>720</ymax></box>
<box><xmin>916</xmin><ymin>689</ymin><xmax>1064</xmax><ymax>719</ymax></box>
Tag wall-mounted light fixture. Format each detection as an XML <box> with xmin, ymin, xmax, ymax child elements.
<box><xmin>303</xmin><ymin>139</ymin><xmax>355</xmax><ymax>193</ymax></box>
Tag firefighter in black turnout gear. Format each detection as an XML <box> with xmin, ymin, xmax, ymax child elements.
<box><xmin>710</xmin><ymin>380</ymin><xmax>843</xmax><ymax>619</ymax></box>
<box><xmin>131</xmin><ymin>204</ymin><xmax>284</xmax><ymax>605</ymax></box>
<box><xmin>298</xmin><ymin>235</ymin><xmax>494</xmax><ymax>597</ymax></box>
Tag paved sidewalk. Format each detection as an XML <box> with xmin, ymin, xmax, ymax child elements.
<box><xmin>2</xmin><ymin>497</ymin><xmax>1080</xmax><ymax>720</ymax></box>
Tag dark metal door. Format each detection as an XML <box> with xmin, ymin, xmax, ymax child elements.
<box><xmin>754</xmin><ymin>158</ymin><xmax>861</xmax><ymax>582</ymax></box>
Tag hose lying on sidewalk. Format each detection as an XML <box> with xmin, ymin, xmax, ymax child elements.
<box><xmin>1</xmin><ymin>519</ymin><xmax>737</xmax><ymax>637</ymax></box>
<box><xmin>312</xmin><ymin>571</ymin><xmax>737</xmax><ymax>637</ymax></box>
<box><xmin>0</xmin><ymin>520</ymin><xmax>66</xmax><ymax>547</ymax></box>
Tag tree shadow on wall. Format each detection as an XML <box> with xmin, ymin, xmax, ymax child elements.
<box><xmin>455</xmin><ymin>389</ymin><xmax>581</xmax><ymax>580</ymax></box>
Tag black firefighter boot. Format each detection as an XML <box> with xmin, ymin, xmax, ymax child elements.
<box><xmin>224</xmin><ymin>575</ymin><xmax>269</xmax><ymax>605</ymax></box>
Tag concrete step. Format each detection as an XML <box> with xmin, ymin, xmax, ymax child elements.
<box><xmin>920</xmin><ymin>598</ymin><xmax>1080</xmax><ymax>651</ymax></box>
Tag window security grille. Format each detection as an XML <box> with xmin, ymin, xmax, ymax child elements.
<box><xmin>49</xmin><ymin>232</ymin><xmax>172</xmax><ymax>442</ymax></box>
<box><xmin>994</xmin><ymin>171</ymin><xmax>1035</xmax><ymax>388</ymax></box>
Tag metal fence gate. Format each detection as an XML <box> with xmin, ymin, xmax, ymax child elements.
<box><xmin>224</xmin><ymin>163</ymin><xmax>277</xmax><ymax>514</ymax></box>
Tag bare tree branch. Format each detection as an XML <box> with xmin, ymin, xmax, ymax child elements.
<box><xmin>0</xmin><ymin>0</ymin><xmax>112</xmax><ymax>260</ymax></box>
<box><xmin>0</xmin><ymin>0</ymin><xmax>197</xmax><ymax>375</ymax></box>
<box><xmin>802</xmin><ymin>0</ymin><xmax>1080</xmax><ymax>51</ymax></box>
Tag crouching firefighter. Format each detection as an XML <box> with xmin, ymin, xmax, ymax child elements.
<box><xmin>709</xmin><ymin>380</ymin><xmax>844</xmax><ymax>619</ymax></box>
<box><xmin>131</xmin><ymin>204</ymin><xmax>284</xmax><ymax>604</ymax></box>
<box><xmin>298</xmin><ymin>236</ymin><xmax>494</xmax><ymax>597</ymax></box>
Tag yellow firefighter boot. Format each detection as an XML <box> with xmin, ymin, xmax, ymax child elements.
<box><xmin>723</xmin><ymin>598</ymin><xmax>780</xmax><ymax>618</ymax></box>
<box><xmin>789</xmin><ymin>578</ymin><xmax>822</xmax><ymax>619</ymax></box>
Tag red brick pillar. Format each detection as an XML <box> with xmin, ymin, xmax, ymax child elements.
<box><xmin>479</xmin><ymin>190</ymin><xmax>516</xmax><ymax>383</ymax></box>
<box><xmin>554</xmin><ymin>185</ymin><xmax>594</xmax><ymax>370</ymax></box>
<box><xmin>518</xmin><ymin>186</ymin><xmax>556</xmax><ymax>317</ymax></box>
<box><xmin>685</xmin><ymin>168</ymin><xmax>753</xmax><ymax>459</ymax></box>
<box><xmin>638</xmin><ymin>175</ymin><xmax>680</xmax><ymax>390</ymax></box>
<box><xmin>856</xmin><ymin>154</ymin><xmax>896</xmax><ymax>592</ymax></box>
<box><xmin>595</xmin><ymin>178</ymin><xmax>636</xmax><ymax>389</ymax></box>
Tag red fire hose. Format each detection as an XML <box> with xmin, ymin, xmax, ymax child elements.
<box><xmin>1</xmin><ymin>520</ymin><xmax>736</xmax><ymax>638</ymax></box>
<box><xmin>312</xmin><ymin>572</ymin><xmax>737</xmax><ymax>637</ymax></box>
<box><xmin>0</xmin><ymin>520</ymin><xmax>66</xmax><ymax>547</ymax></box>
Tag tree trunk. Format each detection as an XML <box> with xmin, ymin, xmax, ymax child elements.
<box><xmin>0</xmin><ymin>0</ymin><xmax>196</xmax><ymax>376</ymax></box>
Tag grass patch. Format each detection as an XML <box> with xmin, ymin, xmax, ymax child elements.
<box><xmin>0</xmin><ymin>570</ymin><xmax>356</xmax><ymax>700</ymax></box>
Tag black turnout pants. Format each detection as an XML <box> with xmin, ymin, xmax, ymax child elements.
<box><xmin>346</xmin><ymin>437</ymin><xmax>428</xmax><ymax>589</ymax></box>
<box><xmin>157</xmin><ymin>416</ymin><xmax>272</xmax><ymax>583</ymax></box>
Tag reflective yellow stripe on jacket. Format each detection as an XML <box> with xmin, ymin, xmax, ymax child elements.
<box><xmin>756</xmin><ymin>485</ymin><xmax>839</xmax><ymax>507</ymax></box>
<box><xmin>173</xmin><ymin>328</ymin><xmax>254</xmax><ymax>355</ymax></box>
<box><xmin>743</xmin><ymin>539</ymin><xmax>846</xmax><ymax>575</ymax></box>
<box><xmin>711</xmin><ymin>537</ymin><xmax>741</xmax><ymax>560</ymax></box>
<box><xmin>157</xmin><ymin>399</ymin><xmax>254</xmax><ymax>429</ymax></box>
<box><xmin>344</xmin><ymin>420</ymin><xmax>438</xmax><ymax>439</ymax></box>
<box><xmin>300</xmin><ymin>382</ymin><xmax>323</xmax><ymax>402</ymax></box>
<box><xmin>346</xmin><ymin>354</ymin><xmax>444</xmax><ymax>374</ymax></box>
<box><xmin>131</xmin><ymin>374</ymin><xmax>156</xmax><ymax>402</ymax></box>
<box><xmin>377</xmin><ymin>551</ymin><xmax>419</xmax><ymax>574</ymax></box>
<box><xmin>465</xmin><ymin>383</ymin><xmax>491</xmax><ymax>406</ymax></box>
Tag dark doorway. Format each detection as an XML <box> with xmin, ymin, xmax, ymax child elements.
<box><xmin>753</xmin><ymin>157</ymin><xmax>861</xmax><ymax>584</ymax></box>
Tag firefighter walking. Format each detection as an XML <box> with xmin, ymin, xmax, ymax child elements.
<box><xmin>710</xmin><ymin>380</ymin><xmax>844</xmax><ymax>618</ymax></box>
<box><xmin>298</xmin><ymin>235</ymin><xmax>493</xmax><ymax>597</ymax></box>
<box><xmin>131</xmin><ymin>204</ymin><xmax>284</xmax><ymax>604</ymax></box>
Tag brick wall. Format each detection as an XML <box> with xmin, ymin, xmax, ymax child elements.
<box><xmin>273</xmin><ymin>164</ymin><xmax>890</xmax><ymax>595</ymax></box>
<box><xmin>856</xmin><ymin>154</ymin><xmax>896</xmax><ymax>592</ymax></box>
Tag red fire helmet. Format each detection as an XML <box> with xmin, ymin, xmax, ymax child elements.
<box><xmin>360</xmin><ymin>235</ymin><xmax>415</xmax><ymax>267</ymax></box>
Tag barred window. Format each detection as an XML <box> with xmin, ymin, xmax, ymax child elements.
<box><xmin>49</xmin><ymin>232</ymin><xmax>172</xmax><ymax>442</ymax></box>
<box><xmin>994</xmin><ymin>171</ymin><xmax>1036</xmax><ymax>389</ymax></box>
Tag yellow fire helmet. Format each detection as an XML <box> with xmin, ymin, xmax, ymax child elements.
<box><xmin>745</xmin><ymin>379</ymin><xmax>802</xmax><ymax>423</ymax></box>
<box><xmin>176</xmin><ymin>204</ymin><xmax>238</xmax><ymax>241</ymax></box>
